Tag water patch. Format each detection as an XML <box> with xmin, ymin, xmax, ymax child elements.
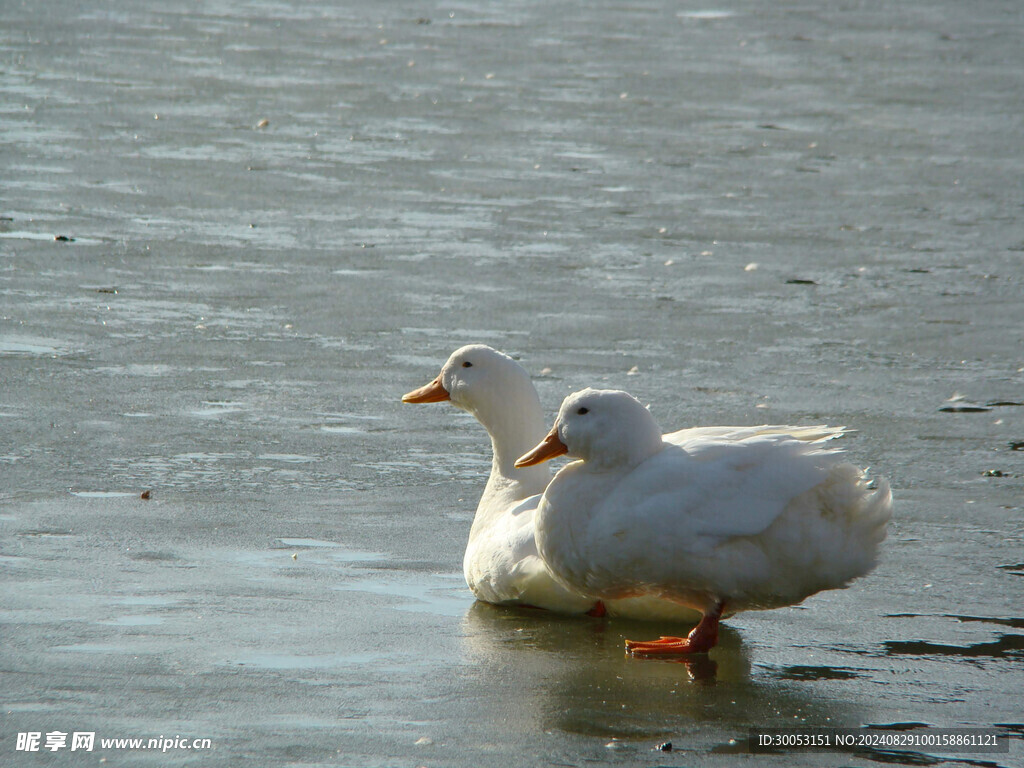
<box><xmin>189</xmin><ymin>401</ymin><xmax>247</xmax><ymax>418</ymax></box>
<box><xmin>333</xmin><ymin>268</ymin><xmax>386</xmax><ymax>277</ymax></box>
<box><xmin>174</xmin><ymin>452</ymin><xmax>237</xmax><ymax>462</ymax></box>
<box><xmin>363</xmin><ymin>450</ymin><xmax>491</xmax><ymax>481</ymax></box>
<box><xmin>19</xmin><ymin>528</ymin><xmax>74</xmax><ymax>538</ymax></box>
<box><xmin>770</xmin><ymin>665</ymin><xmax>868</xmax><ymax>681</ymax></box>
<box><xmin>389</xmin><ymin>353</ymin><xmax>453</xmax><ymax>368</ymax></box>
<box><xmin>109</xmin><ymin>452</ymin><xmax>258</xmax><ymax>491</ymax></box>
<box><xmin>0</xmin><ymin>231</ymin><xmax>103</xmax><ymax>245</ymax></box>
<box><xmin>128</xmin><ymin>550</ymin><xmax>181</xmax><ymax>562</ymax></box>
<box><xmin>397</xmin><ymin>327</ymin><xmax>530</xmax><ymax>341</ymax></box>
<box><xmin>4</xmin><ymin>702</ymin><xmax>54</xmax><ymax>713</ymax></box>
<box><xmin>327</xmin><ymin>549</ymin><xmax>386</xmax><ymax>564</ymax></box>
<box><xmin>888</xmin><ymin>613</ymin><xmax>1024</xmax><ymax>629</ymax></box>
<box><xmin>232</xmin><ymin>550</ymin><xmax>300</xmax><ymax>570</ymax></box>
<box><xmin>319</xmin><ymin>412</ymin><xmax>384</xmax><ymax>422</ymax></box>
<box><xmin>117</xmin><ymin>596</ymin><xmax>179</xmax><ymax>607</ymax></box>
<box><xmin>276</xmin><ymin>538</ymin><xmax>341</xmax><ymax>548</ymax></box>
<box><xmin>229</xmin><ymin>652</ymin><xmax>385</xmax><ymax>669</ymax></box>
<box><xmin>0</xmin><ymin>336</ymin><xmax>72</xmax><ymax>356</ymax></box>
<box><xmin>140</xmin><ymin>144</ymin><xmax>255</xmax><ymax>164</ymax></box>
<box><xmin>678</xmin><ymin>10</ymin><xmax>737</xmax><ymax>19</ymax></box>
<box><xmin>95</xmin><ymin>364</ymin><xmax>176</xmax><ymax>377</ymax></box>
<box><xmin>50</xmin><ymin>644</ymin><xmax>155</xmax><ymax>654</ymax></box>
<box><xmin>334</xmin><ymin>574</ymin><xmax>470</xmax><ymax>617</ymax></box>
<box><xmin>70</xmin><ymin>491</ymin><xmax>138</xmax><ymax>498</ymax></box>
<box><xmin>272</xmin><ymin>540</ymin><xmax>384</xmax><ymax>564</ymax></box>
<box><xmin>232</xmin><ymin>544</ymin><xmax>381</xmax><ymax>571</ymax></box>
<box><xmin>223</xmin><ymin>379</ymin><xmax>262</xmax><ymax>390</ymax></box>
<box><xmin>511</xmin><ymin>241</ymin><xmax>572</xmax><ymax>257</ymax></box>
<box><xmin>258</xmin><ymin>454</ymin><xmax>317</xmax><ymax>463</ymax></box>
<box><xmin>186</xmin><ymin>261</ymin><xmax>290</xmax><ymax>274</ymax></box>
<box><xmin>98</xmin><ymin>615</ymin><xmax>165</xmax><ymax>626</ymax></box>
<box><xmin>883</xmin><ymin>634</ymin><xmax>1024</xmax><ymax>659</ymax></box>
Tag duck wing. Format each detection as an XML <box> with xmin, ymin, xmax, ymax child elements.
<box><xmin>664</xmin><ymin>423</ymin><xmax>846</xmax><ymax>448</ymax></box>
<box><xmin>591</xmin><ymin>438</ymin><xmax>839</xmax><ymax>552</ymax></box>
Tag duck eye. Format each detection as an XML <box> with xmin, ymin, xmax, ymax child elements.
<box><xmin>577</xmin><ymin>407</ymin><xmax>589</xmax><ymax>415</ymax></box>
<box><xmin>462</xmin><ymin>361</ymin><xmax>473</xmax><ymax>368</ymax></box>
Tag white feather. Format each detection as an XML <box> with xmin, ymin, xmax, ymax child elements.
<box><xmin>532</xmin><ymin>388</ymin><xmax>893</xmax><ymax>618</ymax></box>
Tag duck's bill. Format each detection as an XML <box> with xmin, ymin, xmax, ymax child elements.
<box><xmin>402</xmin><ymin>376</ymin><xmax>450</xmax><ymax>403</ymax></box>
<box><xmin>515</xmin><ymin>427</ymin><xmax>568</xmax><ymax>467</ymax></box>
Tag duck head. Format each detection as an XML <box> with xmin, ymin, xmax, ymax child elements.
<box><xmin>402</xmin><ymin>344</ymin><xmax>538</xmax><ymax>420</ymax></box>
<box><xmin>516</xmin><ymin>388</ymin><xmax>664</xmax><ymax>471</ymax></box>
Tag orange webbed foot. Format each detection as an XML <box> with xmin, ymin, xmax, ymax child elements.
<box><xmin>624</xmin><ymin>601</ymin><xmax>724</xmax><ymax>658</ymax></box>
<box><xmin>625</xmin><ymin>635</ymin><xmax>695</xmax><ymax>655</ymax></box>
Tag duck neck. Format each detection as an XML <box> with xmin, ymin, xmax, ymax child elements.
<box><xmin>471</xmin><ymin>389</ymin><xmax>551</xmax><ymax>522</ymax></box>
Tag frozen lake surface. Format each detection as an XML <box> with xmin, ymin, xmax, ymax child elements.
<box><xmin>2</xmin><ymin>1</ymin><xmax>1022</xmax><ymax>765</ymax></box>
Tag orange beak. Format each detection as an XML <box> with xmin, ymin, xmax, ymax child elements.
<box><xmin>402</xmin><ymin>375</ymin><xmax>450</xmax><ymax>404</ymax></box>
<box><xmin>515</xmin><ymin>426</ymin><xmax>568</xmax><ymax>467</ymax></box>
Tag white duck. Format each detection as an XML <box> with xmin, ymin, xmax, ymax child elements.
<box><xmin>402</xmin><ymin>344</ymin><xmax>601</xmax><ymax>614</ymax></box>
<box><xmin>403</xmin><ymin>345</ymin><xmax>848</xmax><ymax>622</ymax></box>
<box><xmin>516</xmin><ymin>388</ymin><xmax>892</xmax><ymax>656</ymax></box>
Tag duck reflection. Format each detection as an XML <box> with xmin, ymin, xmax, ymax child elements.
<box><xmin>461</xmin><ymin>602</ymin><xmax>870</xmax><ymax>743</ymax></box>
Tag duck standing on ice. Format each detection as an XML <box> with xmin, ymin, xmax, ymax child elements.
<box><xmin>402</xmin><ymin>345</ymin><xmax>859</xmax><ymax>627</ymax></box>
<box><xmin>516</xmin><ymin>388</ymin><xmax>892</xmax><ymax>656</ymax></box>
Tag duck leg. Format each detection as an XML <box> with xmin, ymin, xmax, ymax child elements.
<box><xmin>625</xmin><ymin>601</ymin><xmax>724</xmax><ymax>656</ymax></box>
